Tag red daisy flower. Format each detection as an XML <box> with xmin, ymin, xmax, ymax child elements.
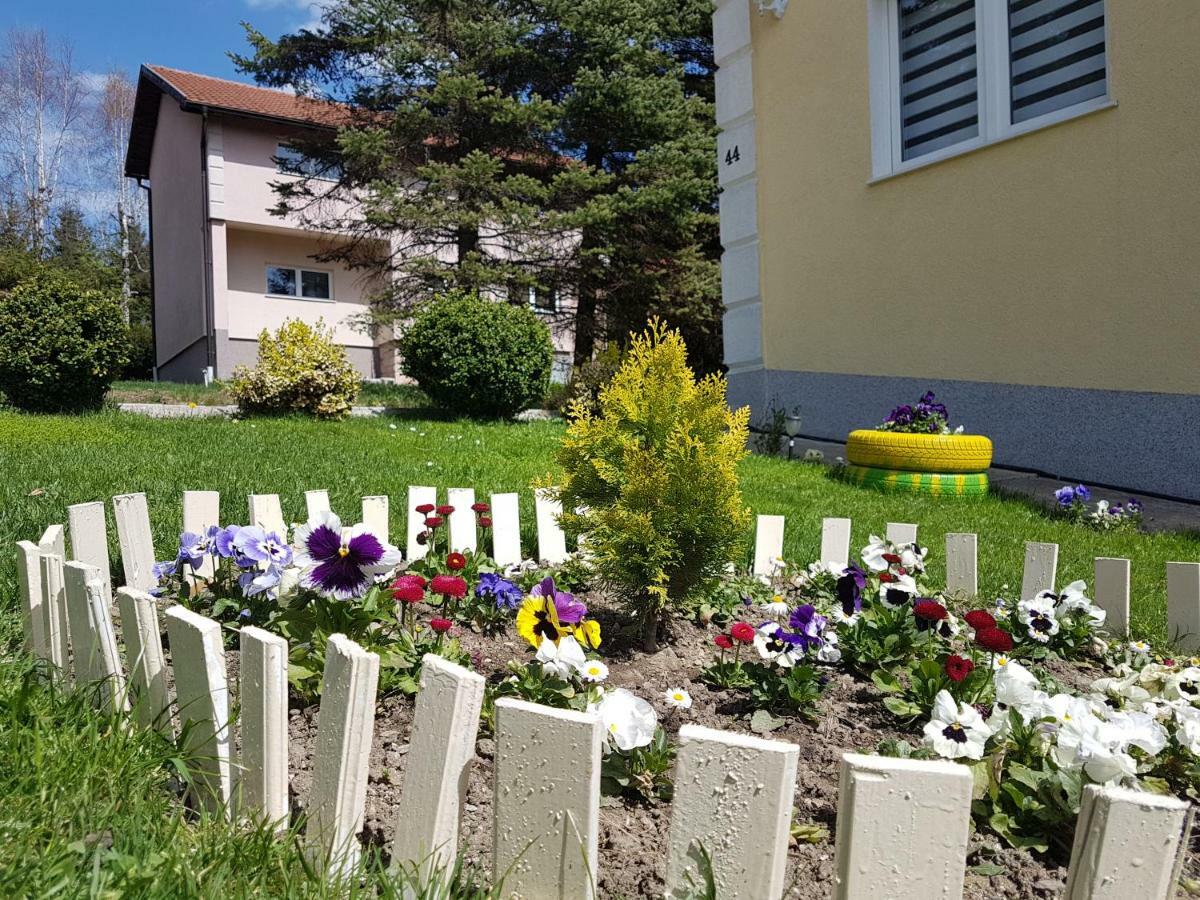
<box><xmin>975</xmin><ymin>626</ymin><xmax>1014</xmax><ymax>653</ymax></box>
<box><xmin>415</xmin><ymin>503</ymin><xmax>435</xmax><ymax>515</ymax></box>
<box><xmin>478</xmin><ymin>516</ymin><xmax>493</xmax><ymax>528</ymax></box>
<box><xmin>964</xmin><ymin>609</ymin><xmax>996</xmax><ymax>631</ymax></box>
<box><xmin>714</xmin><ymin>634</ymin><xmax>734</xmax><ymax>650</ymax></box>
<box><xmin>882</xmin><ymin>553</ymin><xmax>901</xmax><ymax>564</ymax></box>
<box><xmin>913</xmin><ymin>599</ymin><xmax>948</xmax><ymax>622</ymax></box>
<box><xmin>436</xmin><ymin>504</ymin><xmax>455</xmax><ymax>516</ymax></box>
<box><xmin>424</xmin><ymin>516</ymin><xmax>444</xmax><ymax>528</ymax></box>
<box><xmin>431</xmin><ymin>574</ymin><xmax>468</xmax><ymax>598</ymax></box>
<box><xmin>730</xmin><ymin>622</ymin><xmax>756</xmax><ymax>644</ymax></box>
<box><xmin>394</xmin><ymin>573</ymin><xmax>427</xmax><ymax>589</ymax></box>
<box><xmin>392</xmin><ymin>583</ymin><xmax>424</xmax><ymax>603</ymax></box>
<box><xmin>446</xmin><ymin>552</ymin><xmax>467</xmax><ymax>571</ymax></box>
<box><xmin>945</xmin><ymin>654</ymin><xmax>975</xmax><ymax>683</ymax></box>
<box><xmin>879</xmin><ymin>572</ymin><xmax>896</xmax><ymax>583</ymax></box>
<box><xmin>430</xmin><ymin>618</ymin><xmax>453</xmax><ymax>634</ymax></box>
<box><xmin>471</xmin><ymin>502</ymin><xmax>490</xmax><ymax>513</ymax></box>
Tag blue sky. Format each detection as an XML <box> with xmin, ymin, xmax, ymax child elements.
<box><xmin>0</xmin><ymin>0</ymin><xmax>323</xmax><ymax>85</ymax></box>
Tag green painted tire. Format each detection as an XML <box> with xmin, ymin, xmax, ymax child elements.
<box><xmin>843</xmin><ymin>464</ymin><xmax>989</xmax><ymax>497</ymax></box>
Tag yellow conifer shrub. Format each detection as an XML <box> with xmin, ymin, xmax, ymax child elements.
<box><xmin>231</xmin><ymin>319</ymin><xmax>360</xmax><ymax>420</ymax></box>
<box><xmin>556</xmin><ymin>321</ymin><xmax>750</xmax><ymax>651</ymax></box>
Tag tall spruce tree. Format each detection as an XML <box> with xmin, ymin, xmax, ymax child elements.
<box><xmin>235</xmin><ymin>0</ymin><xmax>721</xmax><ymax>370</ymax></box>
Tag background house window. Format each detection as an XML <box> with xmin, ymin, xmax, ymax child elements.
<box><xmin>870</xmin><ymin>0</ymin><xmax>1109</xmax><ymax>176</ymax></box>
<box><xmin>510</xmin><ymin>284</ymin><xmax>559</xmax><ymax>312</ymax></box>
<box><xmin>276</xmin><ymin>143</ymin><xmax>343</xmax><ymax>180</ymax></box>
<box><xmin>266</xmin><ymin>265</ymin><xmax>332</xmax><ymax>300</ymax></box>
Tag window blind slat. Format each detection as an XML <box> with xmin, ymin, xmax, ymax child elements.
<box><xmin>899</xmin><ymin>0</ymin><xmax>979</xmax><ymax>160</ymax></box>
<box><xmin>1008</xmin><ymin>0</ymin><xmax>1106</xmax><ymax>123</ymax></box>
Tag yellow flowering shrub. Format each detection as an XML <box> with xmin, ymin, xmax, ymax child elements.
<box><xmin>231</xmin><ymin>319</ymin><xmax>360</xmax><ymax>420</ymax></box>
<box><xmin>555</xmin><ymin>321</ymin><xmax>750</xmax><ymax>651</ymax></box>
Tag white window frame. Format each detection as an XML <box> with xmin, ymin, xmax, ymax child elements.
<box><xmin>525</xmin><ymin>284</ymin><xmax>559</xmax><ymax>314</ymax></box>
<box><xmin>265</xmin><ymin>264</ymin><xmax>335</xmax><ymax>302</ymax></box>
<box><xmin>868</xmin><ymin>0</ymin><xmax>1114</xmax><ymax>180</ymax></box>
<box><xmin>275</xmin><ymin>141</ymin><xmax>343</xmax><ymax>182</ymax></box>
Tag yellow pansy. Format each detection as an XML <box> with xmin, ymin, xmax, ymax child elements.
<box><xmin>515</xmin><ymin>595</ymin><xmax>564</xmax><ymax>649</ymax></box>
<box><xmin>574</xmin><ymin>619</ymin><xmax>602</xmax><ymax>650</ymax></box>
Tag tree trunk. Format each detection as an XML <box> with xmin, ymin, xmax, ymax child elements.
<box><xmin>640</xmin><ymin>604</ymin><xmax>659</xmax><ymax>654</ymax></box>
<box><xmin>573</xmin><ymin>274</ymin><xmax>598</xmax><ymax>366</ymax></box>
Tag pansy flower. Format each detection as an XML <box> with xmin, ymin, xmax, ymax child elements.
<box><xmin>753</xmin><ymin>622</ymin><xmax>805</xmax><ymax>668</ymax></box>
<box><xmin>836</xmin><ymin>565</ymin><xmax>866</xmax><ymax>615</ymax></box>
<box><xmin>476</xmin><ymin>572</ymin><xmax>522</xmax><ymax>610</ymax></box>
<box><xmin>293</xmin><ymin>511</ymin><xmax>401</xmax><ymax>601</ymax></box>
<box><xmin>923</xmin><ymin>690</ymin><xmax>992</xmax><ymax>760</ymax></box>
<box><xmin>1017</xmin><ymin>596</ymin><xmax>1060</xmax><ymax>643</ymax></box>
<box><xmin>596</xmin><ymin>688</ymin><xmax>657</xmax><ymax>751</ymax></box>
<box><xmin>535</xmin><ymin>633</ymin><xmax>586</xmax><ymax>678</ymax></box>
<box><xmin>530</xmin><ymin>577</ymin><xmax>586</xmax><ymax>624</ymax></box>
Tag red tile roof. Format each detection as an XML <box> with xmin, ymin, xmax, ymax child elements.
<box><xmin>145</xmin><ymin>65</ymin><xmax>354</xmax><ymax>129</ymax></box>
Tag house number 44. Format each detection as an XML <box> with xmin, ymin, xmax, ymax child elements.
<box><xmin>724</xmin><ymin>145</ymin><xmax>740</xmax><ymax>166</ymax></box>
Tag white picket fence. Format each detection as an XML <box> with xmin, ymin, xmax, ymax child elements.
<box><xmin>12</xmin><ymin>491</ymin><xmax>1200</xmax><ymax>898</ymax></box>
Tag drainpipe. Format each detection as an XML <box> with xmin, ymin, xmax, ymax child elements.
<box><xmin>199</xmin><ymin>109</ymin><xmax>217</xmax><ymax>382</ymax></box>
<box><xmin>135</xmin><ymin>176</ymin><xmax>159</xmax><ymax>381</ymax></box>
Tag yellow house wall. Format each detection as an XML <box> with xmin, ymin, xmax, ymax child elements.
<box><xmin>750</xmin><ymin>0</ymin><xmax>1200</xmax><ymax>396</ymax></box>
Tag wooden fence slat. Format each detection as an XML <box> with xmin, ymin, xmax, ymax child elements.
<box><xmin>665</xmin><ymin>725</ymin><xmax>799</xmax><ymax>900</ymax></box>
<box><xmin>38</xmin><ymin>523</ymin><xmax>65</xmax><ymax>560</ymax></box>
<box><xmin>116</xmin><ymin>587</ymin><xmax>173</xmax><ymax>736</ymax></box>
<box><xmin>945</xmin><ymin>533</ymin><xmax>978</xmax><ymax>597</ymax></box>
<box><xmin>16</xmin><ymin>541</ymin><xmax>46</xmax><ymax>657</ymax></box>
<box><xmin>1021</xmin><ymin>541</ymin><xmax>1059</xmax><ymax>601</ymax></box>
<box><xmin>164</xmin><ymin>605</ymin><xmax>232</xmax><ymax>813</ymax></box>
<box><xmin>490</xmin><ymin>492</ymin><xmax>521</xmax><ymax>567</ymax></box>
<box><xmin>493</xmin><ymin>698</ymin><xmax>602</xmax><ymax>900</ymax></box>
<box><xmin>820</xmin><ymin>517</ymin><xmax>852</xmax><ymax>569</ymax></box>
<box><xmin>407</xmin><ymin>486</ymin><xmax>436</xmax><ymax>561</ymax></box>
<box><xmin>391</xmin><ymin>654</ymin><xmax>485</xmax><ymax>874</ymax></box>
<box><xmin>183</xmin><ymin>490</ymin><xmax>221</xmax><ymax>578</ymax></box>
<box><xmin>238</xmin><ymin>626</ymin><xmax>289</xmax><ymax>826</ymax></box>
<box><xmin>447</xmin><ymin>487</ymin><xmax>477</xmax><ymax>553</ymax></box>
<box><xmin>1063</xmin><ymin>784</ymin><xmax>1192</xmax><ymax>900</ymax></box>
<box><xmin>305</xmin><ymin>490</ymin><xmax>331</xmax><ymax>520</ymax></box>
<box><xmin>753</xmin><ymin>514</ymin><xmax>785</xmax><ymax>577</ymax></box>
<box><xmin>63</xmin><ymin>562</ymin><xmax>126</xmax><ymax>710</ymax></box>
<box><xmin>1093</xmin><ymin>558</ymin><xmax>1130</xmax><ymax>638</ymax></box>
<box><xmin>248</xmin><ymin>493</ymin><xmax>287</xmax><ymax>538</ymax></box>
<box><xmin>68</xmin><ymin>501</ymin><xmax>111</xmax><ymax>581</ymax></box>
<box><xmin>833</xmin><ymin>753</ymin><xmax>973</xmax><ymax>900</ymax></box>
<box><xmin>1168</xmin><ymin>562</ymin><xmax>1200</xmax><ymax>652</ymax></box>
<box><xmin>361</xmin><ymin>495</ymin><xmax>389</xmax><ymax>544</ymax></box>
<box><xmin>885</xmin><ymin>522</ymin><xmax>918</xmax><ymax>545</ymax></box>
<box><xmin>113</xmin><ymin>493</ymin><xmax>157</xmax><ymax>592</ymax></box>
<box><xmin>535</xmin><ymin>488</ymin><xmax>568</xmax><ymax>565</ymax></box>
<box><xmin>38</xmin><ymin>552</ymin><xmax>70</xmax><ymax>673</ymax></box>
<box><xmin>307</xmin><ymin>633</ymin><xmax>379</xmax><ymax>878</ymax></box>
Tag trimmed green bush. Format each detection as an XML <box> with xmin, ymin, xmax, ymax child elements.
<box><xmin>231</xmin><ymin>319</ymin><xmax>360</xmax><ymax>420</ymax></box>
<box><xmin>398</xmin><ymin>291</ymin><xmax>553</xmax><ymax>418</ymax></box>
<box><xmin>0</xmin><ymin>272</ymin><xmax>129</xmax><ymax>412</ymax></box>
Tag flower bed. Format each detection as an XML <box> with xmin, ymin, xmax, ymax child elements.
<box><xmin>132</xmin><ymin>502</ymin><xmax>1199</xmax><ymax>896</ymax></box>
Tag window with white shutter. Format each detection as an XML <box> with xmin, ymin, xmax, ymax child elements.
<box><xmin>869</xmin><ymin>0</ymin><xmax>1110</xmax><ymax>178</ymax></box>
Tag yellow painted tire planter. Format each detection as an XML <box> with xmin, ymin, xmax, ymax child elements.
<box><xmin>845</xmin><ymin>430</ymin><xmax>993</xmax><ymax>474</ymax></box>
<box><xmin>844</xmin><ymin>464</ymin><xmax>990</xmax><ymax>497</ymax></box>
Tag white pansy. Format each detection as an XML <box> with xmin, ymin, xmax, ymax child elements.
<box><xmin>663</xmin><ymin>688</ymin><xmax>692</xmax><ymax>710</ymax></box>
<box><xmin>817</xmin><ymin>631</ymin><xmax>842</xmax><ymax>664</ymax></box>
<box><xmin>753</xmin><ymin>622</ymin><xmax>804</xmax><ymax>668</ymax></box>
<box><xmin>1174</xmin><ymin>705</ymin><xmax>1200</xmax><ymax>755</ymax></box>
<box><xmin>1105</xmin><ymin>709</ymin><xmax>1168</xmax><ymax>756</ymax></box>
<box><xmin>878</xmin><ymin>575</ymin><xmax>918</xmax><ymax>607</ymax></box>
<box><xmin>1017</xmin><ymin>595</ymin><xmax>1060</xmax><ymax>643</ymax></box>
<box><xmin>579</xmin><ymin>659</ymin><xmax>609</xmax><ymax>683</ymax></box>
<box><xmin>899</xmin><ymin>543</ymin><xmax>927</xmax><ymax>574</ymax></box>
<box><xmin>860</xmin><ymin>535</ymin><xmax>890</xmax><ymax>572</ymax></box>
<box><xmin>923</xmin><ymin>690</ymin><xmax>992</xmax><ymax>760</ymax></box>
<box><xmin>1164</xmin><ymin>667</ymin><xmax>1200</xmax><ymax>703</ymax></box>
<box><xmin>597</xmin><ymin>688</ymin><xmax>657</xmax><ymax>751</ymax></box>
<box><xmin>992</xmin><ymin>660</ymin><xmax>1048</xmax><ymax>731</ymax></box>
<box><xmin>536</xmin><ymin>634</ymin><xmax>586</xmax><ymax>679</ymax></box>
<box><xmin>1053</xmin><ymin>712</ymin><xmax>1136</xmax><ymax>783</ymax></box>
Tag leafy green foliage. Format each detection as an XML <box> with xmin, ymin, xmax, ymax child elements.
<box><xmin>0</xmin><ymin>271</ymin><xmax>129</xmax><ymax>412</ymax></box>
<box><xmin>399</xmin><ymin>291</ymin><xmax>552</xmax><ymax>419</ymax></box>
<box><xmin>231</xmin><ymin>319</ymin><xmax>360</xmax><ymax>420</ymax></box>
<box><xmin>601</xmin><ymin>726</ymin><xmax>675</xmax><ymax>803</ymax></box>
<box><xmin>557</xmin><ymin>323</ymin><xmax>750</xmax><ymax>650</ymax></box>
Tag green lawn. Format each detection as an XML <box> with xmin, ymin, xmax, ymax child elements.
<box><xmin>107</xmin><ymin>379</ymin><xmax>430</xmax><ymax>409</ymax></box>
<box><xmin>0</xmin><ymin>409</ymin><xmax>1197</xmax><ymax>895</ymax></box>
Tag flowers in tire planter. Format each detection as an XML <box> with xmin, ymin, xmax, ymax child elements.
<box><xmin>877</xmin><ymin>390</ymin><xmax>957</xmax><ymax>435</ymax></box>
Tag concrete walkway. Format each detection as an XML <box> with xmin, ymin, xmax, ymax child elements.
<box><xmin>116</xmin><ymin>403</ymin><xmax>560</xmax><ymax>422</ymax></box>
<box><xmin>776</xmin><ymin>434</ymin><xmax>1200</xmax><ymax>534</ymax></box>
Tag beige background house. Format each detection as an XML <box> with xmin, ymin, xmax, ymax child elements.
<box><xmin>125</xmin><ymin>66</ymin><xmax>576</xmax><ymax>383</ymax></box>
<box><xmin>713</xmin><ymin>0</ymin><xmax>1200</xmax><ymax>499</ymax></box>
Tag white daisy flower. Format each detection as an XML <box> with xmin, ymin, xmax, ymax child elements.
<box><xmin>1128</xmin><ymin>639</ymin><xmax>1152</xmax><ymax>654</ymax></box>
<box><xmin>923</xmin><ymin>690</ymin><xmax>992</xmax><ymax>760</ymax></box>
<box><xmin>763</xmin><ymin>596</ymin><xmax>791</xmax><ymax>618</ymax></box>
<box><xmin>579</xmin><ymin>660</ymin><xmax>609</xmax><ymax>683</ymax></box>
<box><xmin>663</xmin><ymin>688</ymin><xmax>692</xmax><ymax>710</ymax></box>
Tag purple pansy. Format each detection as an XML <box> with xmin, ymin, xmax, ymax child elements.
<box><xmin>239</xmin><ymin>564</ymin><xmax>285</xmax><ymax>599</ymax></box>
<box><xmin>233</xmin><ymin>526</ymin><xmax>293</xmax><ymax>569</ymax></box>
<box><xmin>293</xmin><ymin>511</ymin><xmax>402</xmax><ymax>600</ymax></box>
<box><xmin>836</xmin><ymin>564</ymin><xmax>866</xmax><ymax>615</ymax></box>
<box><xmin>1126</xmin><ymin>498</ymin><xmax>1144</xmax><ymax>513</ymax></box>
<box><xmin>476</xmin><ymin>572</ymin><xmax>523</xmax><ymax>610</ymax></box>
<box><xmin>530</xmin><ymin>576</ymin><xmax>586</xmax><ymax>624</ymax></box>
<box><xmin>788</xmin><ymin>604</ymin><xmax>828</xmax><ymax>651</ymax></box>
<box><xmin>177</xmin><ymin>532</ymin><xmax>206</xmax><ymax>570</ymax></box>
<box><xmin>1074</xmin><ymin>484</ymin><xmax>1091</xmax><ymax>501</ymax></box>
<box><xmin>153</xmin><ymin>558</ymin><xmax>177</xmax><ymax>580</ymax></box>
<box><xmin>215</xmin><ymin>525</ymin><xmax>242</xmax><ymax>559</ymax></box>
<box><xmin>1054</xmin><ymin>486</ymin><xmax>1076</xmax><ymax>507</ymax></box>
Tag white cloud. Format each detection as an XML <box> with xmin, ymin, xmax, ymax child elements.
<box><xmin>77</xmin><ymin>71</ymin><xmax>109</xmax><ymax>92</ymax></box>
